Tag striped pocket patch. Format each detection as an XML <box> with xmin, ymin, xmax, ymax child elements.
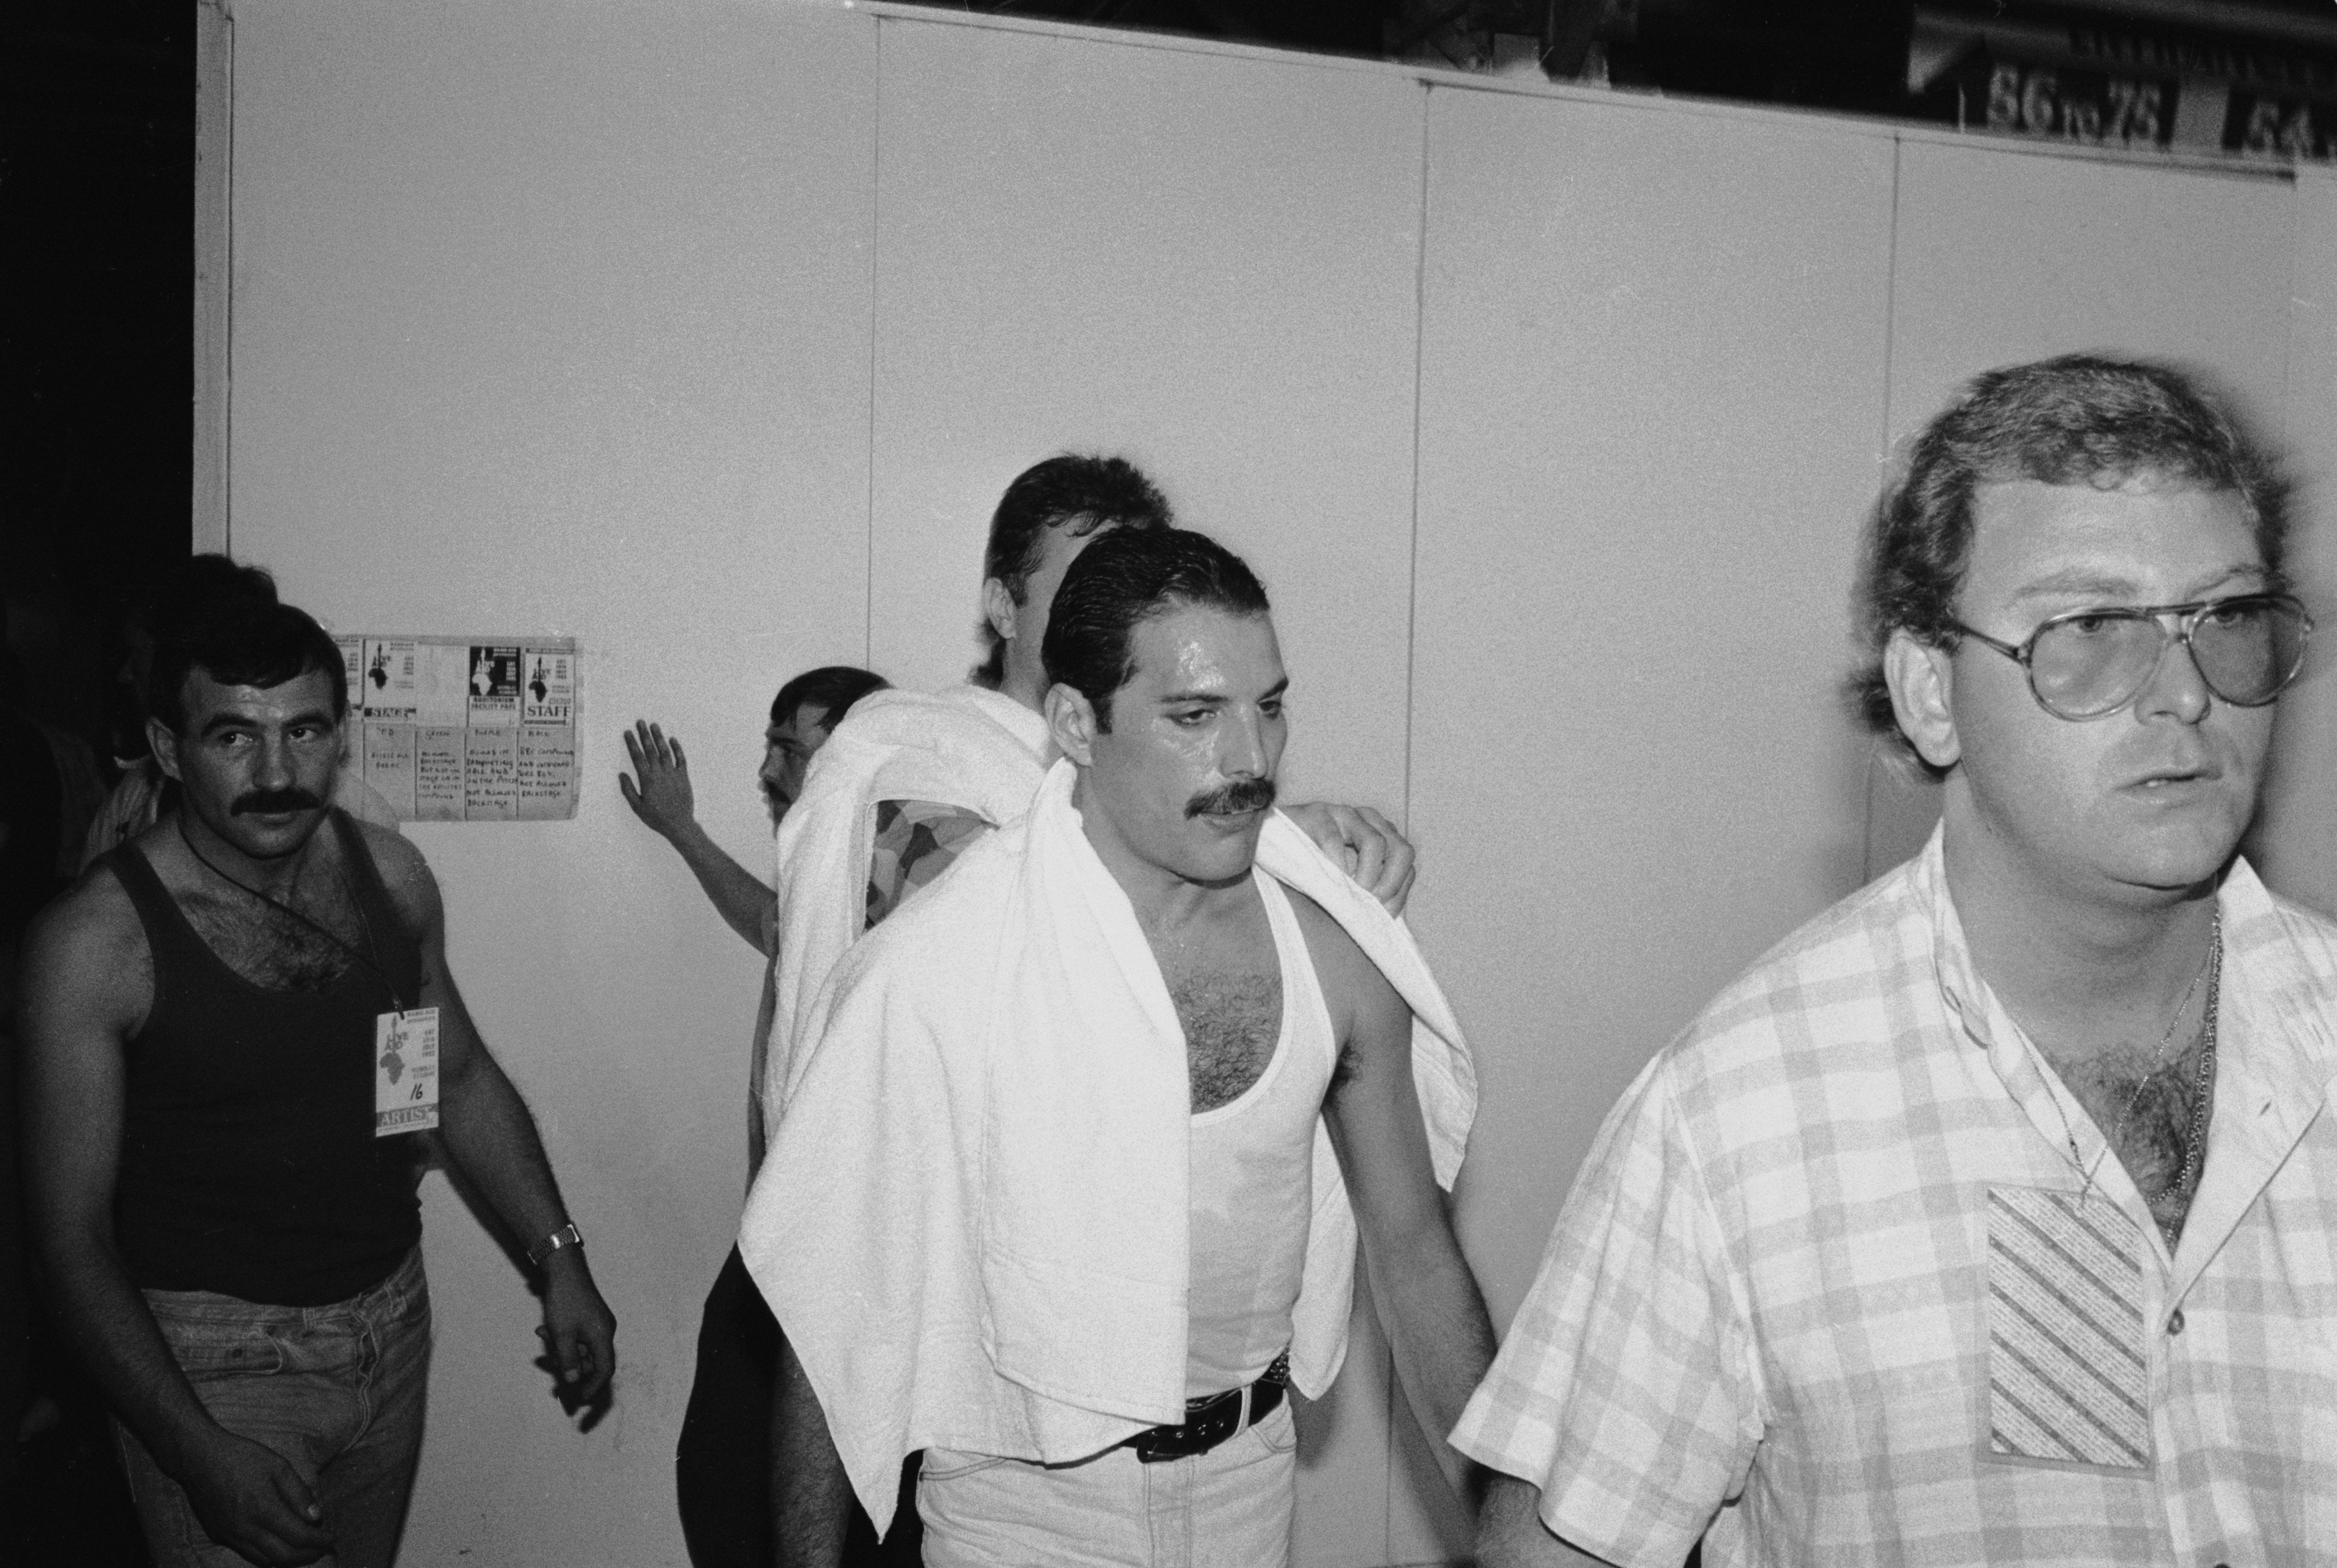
<box><xmin>1985</xmin><ymin>1185</ymin><xmax>2151</xmax><ymax>1472</ymax></box>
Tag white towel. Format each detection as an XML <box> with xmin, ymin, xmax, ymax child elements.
<box><xmin>757</xmin><ymin>684</ymin><xmax>1050</xmax><ymax>1134</ymax></box>
<box><xmin>742</xmin><ymin>758</ymin><xmax>1473</xmax><ymax>1535</ymax></box>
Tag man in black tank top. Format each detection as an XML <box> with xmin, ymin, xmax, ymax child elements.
<box><xmin>17</xmin><ymin>600</ymin><xmax>615</xmax><ymax>1568</ymax></box>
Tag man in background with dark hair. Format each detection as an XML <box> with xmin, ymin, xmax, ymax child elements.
<box><xmin>616</xmin><ymin>664</ymin><xmax>896</xmax><ymax>1568</ymax></box>
<box><xmin>19</xmin><ymin>597</ymin><xmax>616</xmax><ymax>1568</ymax></box>
<box><xmin>1464</xmin><ymin>355</ymin><xmax>2331</xmax><ymax>1568</ymax></box>
<box><xmin>753</xmin><ymin>528</ymin><xmax>1493</xmax><ymax>1566</ymax></box>
<box><xmin>969</xmin><ymin>453</ymin><xmax>1173</xmax><ymax>692</ymax></box>
<box><xmin>623</xmin><ymin>666</ymin><xmax>892</xmax><ymax>985</ymax></box>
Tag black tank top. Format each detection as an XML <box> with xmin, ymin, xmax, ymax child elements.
<box><xmin>106</xmin><ymin>811</ymin><xmax>425</xmax><ymax>1305</ymax></box>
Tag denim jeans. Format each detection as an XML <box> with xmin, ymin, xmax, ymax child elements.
<box><xmin>917</xmin><ymin>1400</ymin><xmax>1298</xmax><ymax>1568</ymax></box>
<box><xmin>114</xmin><ymin>1247</ymin><xmax>431</xmax><ymax>1568</ymax></box>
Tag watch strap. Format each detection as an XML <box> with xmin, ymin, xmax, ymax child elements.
<box><xmin>526</xmin><ymin>1222</ymin><xmax>584</xmax><ymax>1268</ymax></box>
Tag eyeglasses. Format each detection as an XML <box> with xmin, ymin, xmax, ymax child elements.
<box><xmin>1951</xmin><ymin>593</ymin><xmax>2313</xmax><ymax>721</ymax></box>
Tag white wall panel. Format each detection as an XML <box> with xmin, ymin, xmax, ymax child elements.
<box><xmin>1410</xmin><ymin>87</ymin><xmax>1896</xmax><ymax>1334</ymax></box>
<box><xmin>1890</xmin><ymin>143</ymin><xmax>2298</xmax><ymax>443</ymax></box>
<box><xmin>866</xmin><ymin>17</ymin><xmax>1423</xmax><ymax>821</ymax></box>
<box><xmin>226</xmin><ymin>2</ymin><xmax>879</xmax><ymax>1559</ymax></box>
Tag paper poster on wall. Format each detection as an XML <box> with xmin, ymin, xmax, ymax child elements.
<box><xmin>334</xmin><ymin>634</ymin><xmax>579</xmax><ymax>821</ymax></box>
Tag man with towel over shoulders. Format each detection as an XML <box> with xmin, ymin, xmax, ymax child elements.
<box><xmin>762</xmin><ymin>454</ymin><xmax>1417</xmax><ymax>1125</ymax></box>
<box><xmin>749</xmin><ymin>527</ymin><xmax>1494</xmax><ymax>1566</ymax></box>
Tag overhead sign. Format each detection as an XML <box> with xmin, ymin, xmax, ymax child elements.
<box><xmin>1911</xmin><ymin>2</ymin><xmax>2337</xmax><ymax>162</ymax></box>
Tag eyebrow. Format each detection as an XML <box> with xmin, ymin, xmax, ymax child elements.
<box><xmin>199</xmin><ymin>708</ymin><xmax>338</xmax><ymax>738</ymax></box>
<box><xmin>2011</xmin><ymin>563</ymin><xmax>2268</xmax><ymax>604</ymax></box>
<box><xmin>1157</xmin><ymin>677</ymin><xmax>1289</xmax><ymax>706</ymax></box>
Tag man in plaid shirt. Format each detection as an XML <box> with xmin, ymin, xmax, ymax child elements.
<box><xmin>1459</xmin><ymin>355</ymin><xmax>2335</xmax><ymax>1568</ymax></box>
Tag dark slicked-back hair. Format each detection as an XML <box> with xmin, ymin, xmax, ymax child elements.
<box><xmin>134</xmin><ymin>554</ymin><xmax>280</xmax><ymax>637</ymax></box>
<box><xmin>1044</xmin><ymin>528</ymin><xmax>1270</xmax><ymax>732</ymax></box>
<box><xmin>1850</xmin><ymin>353</ymin><xmax>2287</xmax><ymax>773</ymax></box>
<box><xmin>772</xmin><ymin>665</ymin><xmax>889</xmax><ymax>730</ymax></box>
<box><xmin>150</xmin><ymin>600</ymin><xmax>349</xmax><ymax>735</ymax></box>
<box><xmin>974</xmin><ymin>454</ymin><xmax>1175</xmax><ymax>687</ymax></box>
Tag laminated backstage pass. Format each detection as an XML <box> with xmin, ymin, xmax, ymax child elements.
<box><xmin>1983</xmin><ymin>1185</ymin><xmax>2151</xmax><ymax>1474</ymax></box>
<box><xmin>375</xmin><ymin>1008</ymin><xmax>441</xmax><ymax>1135</ymax></box>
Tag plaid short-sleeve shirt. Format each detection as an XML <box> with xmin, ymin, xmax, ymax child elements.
<box><xmin>1452</xmin><ymin>829</ymin><xmax>2337</xmax><ymax>1568</ymax></box>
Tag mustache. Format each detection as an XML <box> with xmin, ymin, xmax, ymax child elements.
<box><xmin>1185</xmin><ymin>778</ymin><xmax>1277</xmax><ymax>819</ymax></box>
<box><xmin>232</xmin><ymin>788</ymin><xmax>326</xmax><ymax>815</ymax></box>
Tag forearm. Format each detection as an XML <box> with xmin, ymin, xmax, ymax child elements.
<box><xmin>1365</xmin><ymin>1222</ymin><xmax>1498</xmax><ymax>1502</ymax></box>
<box><xmin>660</xmin><ymin>819</ymin><xmax>777</xmax><ymax>954</ymax></box>
<box><xmin>35</xmin><ymin>1230</ymin><xmax>227</xmax><ymax>1478</ymax></box>
<box><xmin>437</xmin><ymin>1048</ymin><xmax>580</xmax><ymax>1256</ymax></box>
<box><xmin>772</xmin><ymin>1333</ymin><xmax>853</xmax><ymax>1568</ymax></box>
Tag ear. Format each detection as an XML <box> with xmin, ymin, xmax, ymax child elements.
<box><xmin>1045</xmin><ymin>681</ymin><xmax>1099</xmax><ymax>767</ymax></box>
<box><xmin>1884</xmin><ymin>629</ymin><xmax>1961</xmax><ymax>771</ymax></box>
<box><xmin>148</xmin><ymin>716</ymin><xmax>185</xmax><ymax>782</ymax></box>
<box><xmin>982</xmin><ymin>578</ymin><xmax>1018</xmax><ymax>647</ymax></box>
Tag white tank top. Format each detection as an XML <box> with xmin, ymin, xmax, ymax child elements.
<box><xmin>1184</xmin><ymin>873</ymin><xmax>1336</xmax><ymax>1399</ymax></box>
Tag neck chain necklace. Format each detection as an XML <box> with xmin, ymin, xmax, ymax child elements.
<box><xmin>2051</xmin><ymin>906</ymin><xmax>2223</xmax><ymax>1206</ymax></box>
<box><xmin>174</xmin><ymin>813</ymin><xmax>404</xmax><ymax>1009</ymax></box>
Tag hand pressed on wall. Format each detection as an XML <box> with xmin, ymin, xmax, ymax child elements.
<box><xmin>618</xmin><ymin>720</ymin><xmax>698</xmax><ymax>841</ymax></box>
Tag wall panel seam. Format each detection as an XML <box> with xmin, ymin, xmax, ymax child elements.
<box><xmin>1401</xmin><ymin>84</ymin><xmax>1433</xmax><ymax>840</ymax></box>
<box><xmin>865</xmin><ymin>14</ymin><xmax>885</xmax><ymax>667</ymax></box>
<box><xmin>194</xmin><ymin>1</ymin><xmax>236</xmax><ymax>554</ymax></box>
<box><xmin>1863</xmin><ymin>135</ymin><xmax>1908</xmax><ymax>886</ymax></box>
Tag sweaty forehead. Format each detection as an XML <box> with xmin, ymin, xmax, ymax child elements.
<box><xmin>1125</xmin><ymin>604</ymin><xmax>1282</xmax><ymax>693</ymax></box>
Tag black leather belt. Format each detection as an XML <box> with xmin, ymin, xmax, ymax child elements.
<box><xmin>1121</xmin><ymin>1351</ymin><xmax>1291</xmax><ymax>1464</ymax></box>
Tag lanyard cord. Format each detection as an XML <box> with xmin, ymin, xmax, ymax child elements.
<box><xmin>174</xmin><ymin>813</ymin><xmax>410</xmax><ymax>1012</ymax></box>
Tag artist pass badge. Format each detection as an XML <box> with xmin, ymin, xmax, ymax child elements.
<box><xmin>375</xmin><ymin>1008</ymin><xmax>441</xmax><ymax>1135</ymax></box>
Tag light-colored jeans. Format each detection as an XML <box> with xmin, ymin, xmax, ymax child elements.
<box><xmin>917</xmin><ymin>1400</ymin><xmax>1298</xmax><ymax>1568</ymax></box>
<box><xmin>114</xmin><ymin>1247</ymin><xmax>432</xmax><ymax>1568</ymax></box>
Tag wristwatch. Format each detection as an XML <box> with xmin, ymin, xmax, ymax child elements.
<box><xmin>526</xmin><ymin>1222</ymin><xmax>584</xmax><ymax>1268</ymax></box>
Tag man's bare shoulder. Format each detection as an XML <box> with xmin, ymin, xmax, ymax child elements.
<box><xmin>350</xmin><ymin>816</ymin><xmax>439</xmax><ymax>931</ymax></box>
<box><xmin>19</xmin><ymin>859</ymin><xmax>153</xmax><ymax>1028</ymax></box>
<box><xmin>1281</xmin><ymin>885</ymin><xmax>1405</xmax><ymax>1035</ymax></box>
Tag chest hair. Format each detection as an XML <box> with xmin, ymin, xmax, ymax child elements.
<box><xmin>180</xmin><ymin>880</ymin><xmax>369</xmax><ymax>994</ymax></box>
<box><xmin>2059</xmin><ymin>1033</ymin><xmax>2210</xmax><ymax>1246</ymax></box>
<box><xmin>1168</xmin><ymin>965</ymin><xmax>1282</xmax><ymax>1114</ymax></box>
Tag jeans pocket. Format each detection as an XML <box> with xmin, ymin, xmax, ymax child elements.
<box><xmin>387</xmin><ymin>1265</ymin><xmax>432</xmax><ymax>1335</ymax></box>
<box><xmin>1249</xmin><ymin>1402</ymin><xmax>1298</xmax><ymax>1455</ymax></box>
<box><xmin>920</xmin><ymin>1447</ymin><xmax>1014</xmax><ymax>1483</ymax></box>
<box><xmin>150</xmin><ymin>1318</ymin><xmax>286</xmax><ymax>1379</ymax></box>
